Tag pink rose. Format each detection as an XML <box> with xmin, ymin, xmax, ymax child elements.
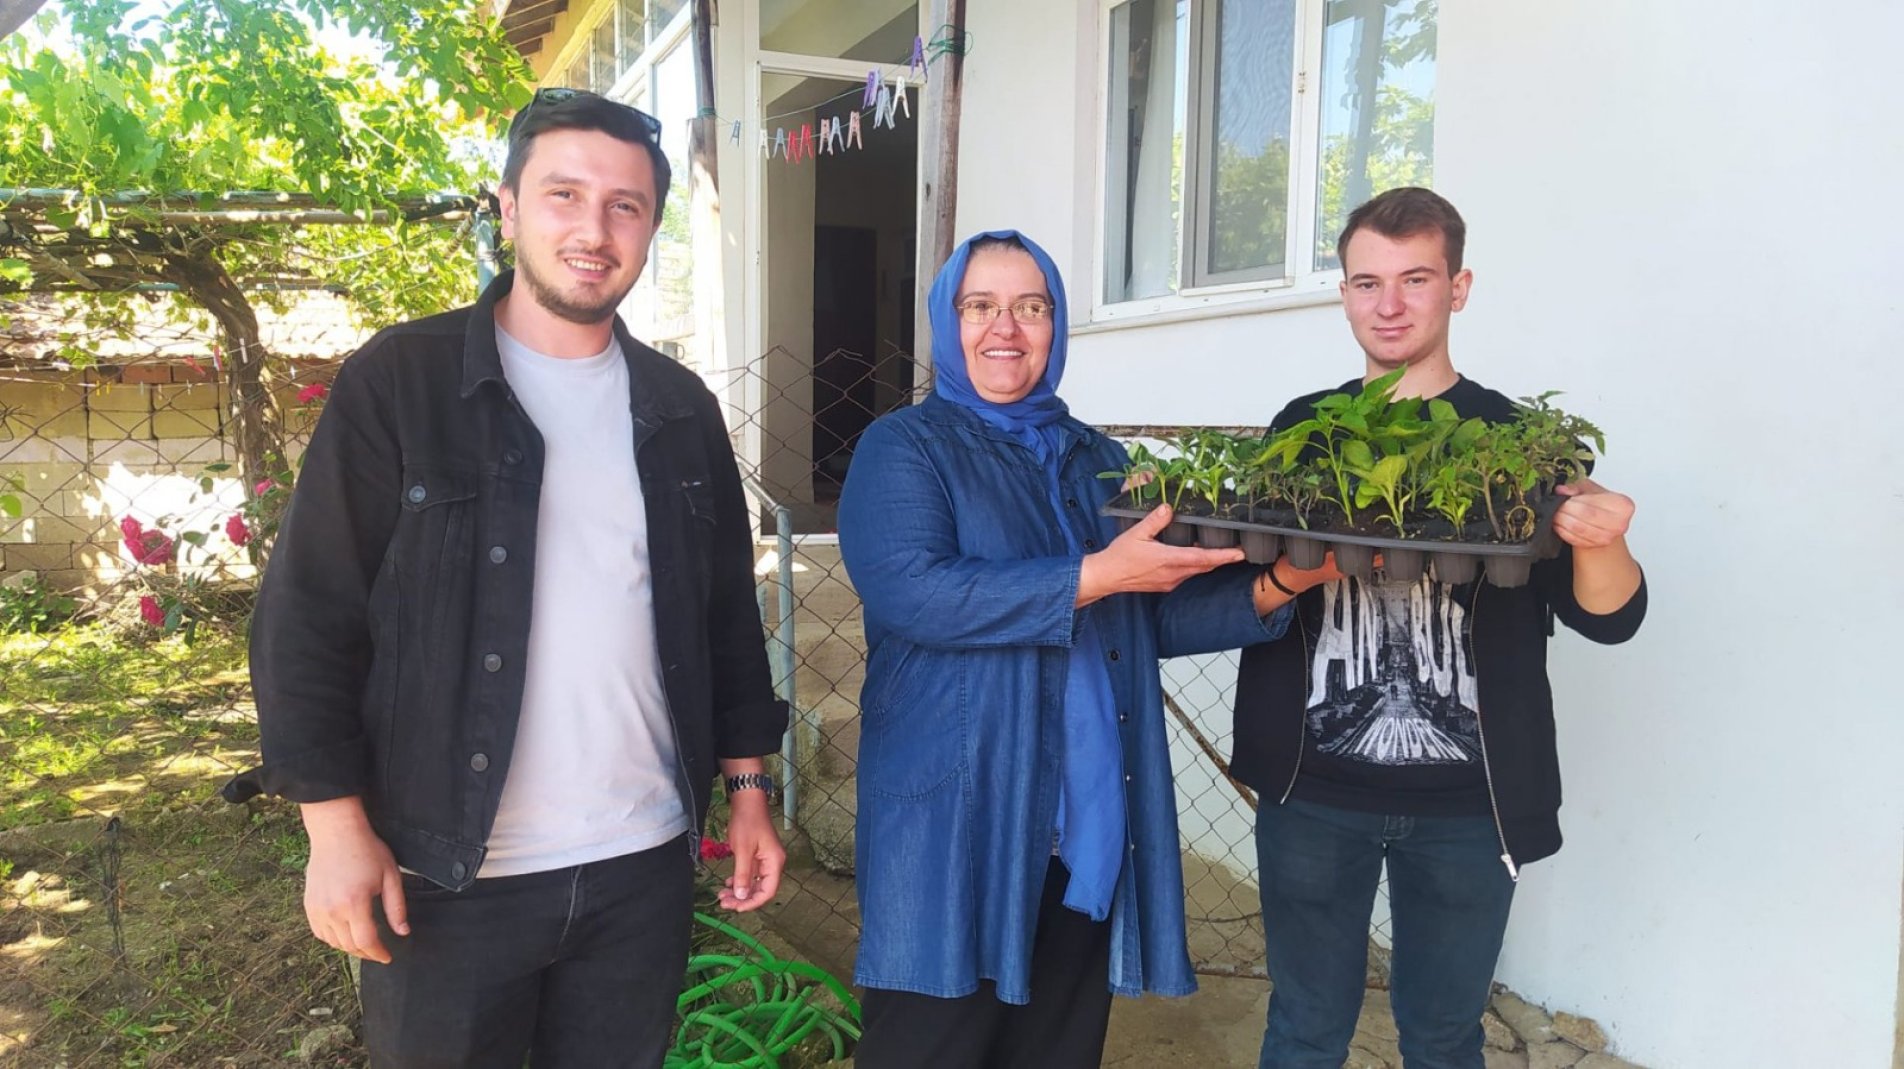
<box><xmin>698</xmin><ymin>838</ymin><xmax>734</xmax><ymax>862</ymax></box>
<box><xmin>297</xmin><ymin>382</ymin><xmax>329</xmax><ymax>404</ymax></box>
<box><xmin>119</xmin><ymin>516</ymin><xmax>174</xmax><ymax>566</ymax></box>
<box><xmin>225</xmin><ymin>513</ymin><xmax>251</xmax><ymax>547</ymax></box>
<box><xmin>138</xmin><ymin>595</ymin><xmax>165</xmax><ymax>628</ymax></box>
<box><xmin>253</xmin><ymin>479</ymin><xmax>275</xmax><ymax>497</ymax></box>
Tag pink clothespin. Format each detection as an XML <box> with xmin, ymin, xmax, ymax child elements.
<box><xmin>795</xmin><ymin>123</ymin><xmax>814</xmax><ymax>161</ymax></box>
<box><xmin>846</xmin><ymin>110</ymin><xmax>863</xmax><ymax>149</ymax></box>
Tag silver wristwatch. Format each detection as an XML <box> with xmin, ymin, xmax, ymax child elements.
<box><xmin>723</xmin><ymin>772</ymin><xmax>777</xmax><ymax>797</ymax></box>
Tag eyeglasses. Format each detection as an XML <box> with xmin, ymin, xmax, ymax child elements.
<box><xmin>956</xmin><ymin>298</ymin><xmax>1054</xmax><ymax>325</ymax></box>
<box><xmin>508</xmin><ymin>87</ymin><xmax>663</xmax><ymax>143</ymax></box>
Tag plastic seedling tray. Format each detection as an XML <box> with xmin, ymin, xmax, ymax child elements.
<box><xmin>1103</xmin><ymin>492</ymin><xmax>1564</xmax><ymax>588</ymax></box>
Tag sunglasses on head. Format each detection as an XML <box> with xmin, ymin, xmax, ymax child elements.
<box><xmin>509</xmin><ymin>87</ymin><xmax>663</xmax><ymax>142</ymax></box>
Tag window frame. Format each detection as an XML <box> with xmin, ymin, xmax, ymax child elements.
<box><xmin>1091</xmin><ymin>0</ymin><xmax>1353</xmax><ymax>326</ymax></box>
<box><xmin>543</xmin><ymin>2</ymin><xmax>698</xmax><ymax>348</ymax></box>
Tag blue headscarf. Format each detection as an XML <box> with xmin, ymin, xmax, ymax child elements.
<box><xmin>928</xmin><ymin>230</ymin><xmax>1073</xmax><ymax>465</ymax></box>
<box><xmin>928</xmin><ymin>230</ymin><xmax>1126</xmax><ymax>922</ymax></box>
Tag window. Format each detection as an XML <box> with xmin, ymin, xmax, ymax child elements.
<box><xmin>542</xmin><ymin>1</ymin><xmax>699</xmax><ymax>362</ymax></box>
<box><xmin>1102</xmin><ymin>0</ymin><xmax>1437</xmax><ymax>307</ymax></box>
<box><xmin>553</xmin><ymin>0</ymin><xmax>692</xmax><ymax>93</ymax></box>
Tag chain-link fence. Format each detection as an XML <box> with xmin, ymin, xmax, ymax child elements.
<box><xmin>0</xmin><ymin>302</ymin><xmax>363</xmax><ymax>1066</ymax></box>
<box><xmin>0</xmin><ymin>319</ymin><xmax>1391</xmax><ymax>1064</ymax></box>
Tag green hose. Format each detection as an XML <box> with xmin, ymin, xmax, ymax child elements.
<box><xmin>665</xmin><ymin>912</ymin><xmax>862</xmax><ymax>1068</ymax></box>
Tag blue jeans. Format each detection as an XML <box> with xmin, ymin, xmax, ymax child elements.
<box><xmin>1255</xmin><ymin>800</ymin><xmax>1515</xmax><ymax>1069</ymax></box>
<box><xmin>360</xmin><ymin>835</ymin><xmax>693</xmax><ymax>1068</ymax></box>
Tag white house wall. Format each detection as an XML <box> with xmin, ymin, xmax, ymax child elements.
<box><xmin>956</xmin><ymin>0</ymin><xmax>1904</xmax><ymax>1066</ymax></box>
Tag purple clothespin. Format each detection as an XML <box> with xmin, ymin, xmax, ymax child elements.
<box><xmin>863</xmin><ymin>69</ymin><xmax>881</xmax><ymax>108</ymax></box>
<box><xmin>911</xmin><ymin>36</ymin><xmax>928</xmax><ymax>83</ymax></box>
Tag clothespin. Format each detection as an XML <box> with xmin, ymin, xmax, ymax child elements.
<box><xmin>893</xmin><ymin>75</ymin><xmax>911</xmax><ymax>119</ymax></box>
<box><xmin>825</xmin><ymin>115</ymin><xmax>846</xmax><ymax>154</ymax></box>
<box><xmin>795</xmin><ymin>123</ymin><xmax>814</xmax><ymax>161</ymax></box>
<box><xmin>760</xmin><ymin>129</ymin><xmax>770</xmax><ymax>158</ymax></box>
<box><xmin>817</xmin><ymin>118</ymin><xmax>832</xmax><ymax>154</ymax></box>
<box><xmin>730</xmin><ymin>120</ymin><xmax>742</xmax><ymax>144</ymax></box>
<box><xmin>772</xmin><ymin>127</ymin><xmax>787</xmax><ymax>159</ymax></box>
<box><xmin>863</xmin><ymin>69</ymin><xmax>881</xmax><ymax>108</ymax></box>
<box><xmin>846</xmin><ymin>110</ymin><xmax>863</xmax><ymax>150</ymax></box>
<box><xmin>875</xmin><ymin>85</ymin><xmax>896</xmax><ymax>130</ymax></box>
<box><xmin>910</xmin><ymin>35</ymin><xmax>928</xmax><ymax>82</ymax></box>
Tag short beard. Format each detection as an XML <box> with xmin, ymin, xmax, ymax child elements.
<box><xmin>517</xmin><ymin>252</ymin><xmax>628</xmax><ymax>325</ymax></box>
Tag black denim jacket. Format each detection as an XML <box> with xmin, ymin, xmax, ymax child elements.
<box><xmin>223</xmin><ymin>273</ymin><xmax>787</xmax><ymax>889</ymax></box>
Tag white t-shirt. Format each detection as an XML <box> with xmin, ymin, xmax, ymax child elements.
<box><xmin>478</xmin><ymin>326</ymin><xmax>689</xmax><ymax>877</ymax></box>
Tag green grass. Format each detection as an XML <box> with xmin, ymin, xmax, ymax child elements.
<box><xmin>1</xmin><ymin>624</ymin><xmax>252</xmax><ymax>832</ymax></box>
<box><xmin>0</xmin><ymin>622</ymin><xmax>855</xmax><ymax>1067</ymax></box>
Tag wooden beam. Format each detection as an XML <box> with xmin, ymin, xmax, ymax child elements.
<box><xmin>501</xmin><ymin>0</ymin><xmax>567</xmax><ymax>32</ymax></box>
<box><xmin>514</xmin><ymin>37</ymin><xmax>543</xmax><ymax>57</ymax></box>
<box><xmin>0</xmin><ymin>0</ymin><xmax>52</xmax><ymax>41</ymax></box>
<box><xmin>913</xmin><ymin>0</ymin><xmax>966</xmax><ymax>380</ymax></box>
<box><xmin>505</xmin><ymin>17</ymin><xmax>555</xmax><ymax>46</ymax></box>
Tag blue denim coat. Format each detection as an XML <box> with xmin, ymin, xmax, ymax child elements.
<box><xmin>837</xmin><ymin>395</ymin><xmax>1289</xmax><ymax>1003</ymax></box>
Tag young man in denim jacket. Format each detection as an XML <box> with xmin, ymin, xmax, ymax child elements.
<box><xmin>226</xmin><ymin>91</ymin><xmax>787</xmax><ymax>1067</ymax></box>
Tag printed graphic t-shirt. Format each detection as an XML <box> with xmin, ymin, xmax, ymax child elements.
<box><xmin>1270</xmin><ymin>376</ymin><xmax>1523</xmax><ymax>818</ymax></box>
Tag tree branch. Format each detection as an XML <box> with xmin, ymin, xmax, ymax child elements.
<box><xmin>0</xmin><ymin>0</ymin><xmax>52</xmax><ymax>41</ymax></box>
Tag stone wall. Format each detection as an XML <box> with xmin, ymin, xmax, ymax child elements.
<box><xmin>0</xmin><ymin>364</ymin><xmax>324</xmax><ymax>593</ymax></box>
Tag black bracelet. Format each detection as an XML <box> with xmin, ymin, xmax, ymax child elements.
<box><xmin>1263</xmin><ymin>563</ymin><xmax>1300</xmax><ymax>598</ymax></box>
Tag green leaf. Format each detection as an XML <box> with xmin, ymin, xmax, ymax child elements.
<box><xmin>1341</xmin><ymin>440</ymin><xmax>1375</xmax><ymax>469</ymax></box>
<box><xmin>1370</xmin><ymin>455</ymin><xmax>1408</xmax><ymax>491</ymax></box>
<box><xmin>179</xmin><ymin>530</ymin><xmax>207</xmax><ymax>547</ymax></box>
<box><xmin>0</xmin><ymin>494</ymin><xmax>21</xmax><ymax>519</ymax></box>
<box><xmin>0</xmin><ymin>259</ymin><xmax>31</xmax><ymax>287</ymax></box>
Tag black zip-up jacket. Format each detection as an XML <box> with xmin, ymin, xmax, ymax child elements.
<box><xmin>1231</xmin><ymin>378</ymin><xmax>1647</xmax><ymax>870</ymax></box>
<box><xmin>223</xmin><ymin>273</ymin><xmax>787</xmax><ymax>890</ymax></box>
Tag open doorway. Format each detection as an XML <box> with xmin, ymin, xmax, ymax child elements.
<box><xmin>760</xmin><ymin>71</ymin><xmax>919</xmax><ymax>531</ymax></box>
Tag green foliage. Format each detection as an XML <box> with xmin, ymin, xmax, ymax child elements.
<box><xmin>1110</xmin><ymin>381</ymin><xmax>1604</xmax><ymax>543</ymax></box>
<box><xmin>0</xmin><ymin>575</ymin><xmax>78</xmax><ymax>633</ymax></box>
<box><xmin>0</xmin><ymin>0</ymin><xmax>532</xmax><ymax>321</ymax></box>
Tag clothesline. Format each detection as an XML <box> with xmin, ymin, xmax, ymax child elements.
<box><xmin>688</xmin><ymin>25</ymin><xmax>971</xmax><ymax>132</ymax></box>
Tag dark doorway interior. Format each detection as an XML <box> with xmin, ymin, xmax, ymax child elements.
<box><xmin>812</xmin><ymin>225</ymin><xmax>878</xmax><ymax>500</ymax></box>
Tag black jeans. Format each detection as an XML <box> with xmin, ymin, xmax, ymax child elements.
<box><xmin>360</xmin><ymin>835</ymin><xmax>693</xmax><ymax>1068</ymax></box>
<box><xmin>855</xmin><ymin>860</ymin><xmax>1114</xmax><ymax>1069</ymax></box>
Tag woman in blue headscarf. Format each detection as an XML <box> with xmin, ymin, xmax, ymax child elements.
<box><xmin>838</xmin><ymin>231</ymin><xmax>1328</xmax><ymax>1067</ymax></box>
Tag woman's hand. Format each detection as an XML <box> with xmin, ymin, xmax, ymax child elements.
<box><xmin>1078</xmin><ymin>505</ymin><xmax>1243</xmax><ymax>607</ymax></box>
